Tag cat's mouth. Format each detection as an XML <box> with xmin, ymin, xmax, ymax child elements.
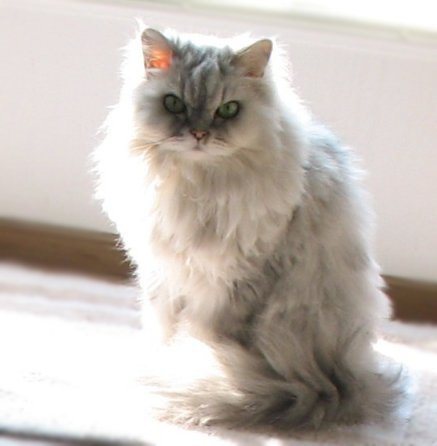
<box><xmin>159</xmin><ymin>135</ymin><xmax>232</xmax><ymax>158</ymax></box>
<box><xmin>187</xmin><ymin>143</ymin><xmax>209</xmax><ymax>157</ymax></box>
<box><xmin>186</xmin><ymin>140</ymin><xmax>210</xmax><ymax>153</ymax></box>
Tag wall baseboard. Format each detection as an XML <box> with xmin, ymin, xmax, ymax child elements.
<box><xmin>1</xmin><ymin>218</ymin><xmax>436</xmax><ymax>323</ymax></box>
<box><xmin>0</xmin><ymin>219</ymin><xmax>131</xmax><ymax>280</ymax></box>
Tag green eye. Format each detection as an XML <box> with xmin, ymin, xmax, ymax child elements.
<box><xmin>216</xmin><ymin>101</ymin><xmax>240</xmax><ymax>119</ymax></box>
<box><xmin>163</xmin><ymin>94</ymin><xmax>186</xmax><ymax>114</ymax></box>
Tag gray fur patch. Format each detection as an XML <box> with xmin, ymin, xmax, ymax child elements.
<box><xmin>94</xmin><ymin>29</ymin><xmax>404</xmax><ymax>431</ymax></box>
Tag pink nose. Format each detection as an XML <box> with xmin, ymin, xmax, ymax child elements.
<box><xmin>190</xmin><ymin>129</ymin><xmax>208</xmax><ymax>140</ymax></box>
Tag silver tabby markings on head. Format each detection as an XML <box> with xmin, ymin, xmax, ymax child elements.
<box><xmin>132</xmin><ymin>29</ymin><xmax>294</xmax><ymax>162</ymax></box>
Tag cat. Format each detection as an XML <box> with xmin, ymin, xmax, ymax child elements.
<box><xmin>94</xmin><ymin>27</ymin><xmax>402</xmax><ymax>430</ymax></box>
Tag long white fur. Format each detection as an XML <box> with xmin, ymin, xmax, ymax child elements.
<box><xmin>93</xmin><ymin>28</ymin><xmax>402</xmax><ymax>430</ymax></box>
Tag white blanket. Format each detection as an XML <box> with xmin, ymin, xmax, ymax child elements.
<box><xmin>0</xmin><ymin>262</ymin><xmax>435</xmax><ymax>445</ymax></box>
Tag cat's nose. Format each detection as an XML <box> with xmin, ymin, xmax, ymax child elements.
<box><xmin>190</xmin><ymin>129</ymin><xmax>208</xmax><ymax>140</ymax></box>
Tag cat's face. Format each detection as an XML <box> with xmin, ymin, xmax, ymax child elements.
<box><xmin>133</xmin><ymin>29</ymin><xmax>273</xmax><ymax>161</ymax></box>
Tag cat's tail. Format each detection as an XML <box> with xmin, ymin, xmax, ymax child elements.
<box><xmin>144</xmin><ymin>336</ymin><xmax>404</xmax><ymax>430</ymax></box>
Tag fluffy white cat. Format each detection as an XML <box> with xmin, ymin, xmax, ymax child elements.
<box><xmin>94</xmin><ymin>28</ymin><xmax>401</xmax><ymax>429</ymax></box>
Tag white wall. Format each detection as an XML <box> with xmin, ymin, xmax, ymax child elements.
<box><xmin>1</xmin><ymin>0</ymin><xmax>437</xmax><ymax>281</ymax></box>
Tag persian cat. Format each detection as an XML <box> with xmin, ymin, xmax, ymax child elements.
<box><xmin>94</xmin><ymin>28</ymin><xmax>401</xmax><ymax>429</ymax></box>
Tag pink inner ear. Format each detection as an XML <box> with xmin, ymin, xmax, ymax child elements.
<box><xmin>148</xmin><ymin>49</ymin><xmax>172</xmax><ymax>70</ymax></box>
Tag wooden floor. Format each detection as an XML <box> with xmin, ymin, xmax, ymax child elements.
<box><xmin>0</xmin><ymin>431</ymin><xmax>131</xmax><ymax>446</ymax></box>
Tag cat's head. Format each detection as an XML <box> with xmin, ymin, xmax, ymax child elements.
<box><xmin>130</xmin><ymin>29</ymin><xmax>278</xmax><ymax>162</ymax></box>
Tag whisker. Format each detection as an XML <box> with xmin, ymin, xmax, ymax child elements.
<box><xmin>130</xmin><ymin>137</ymin><xmax>171</xmax><ymax>152</ymax></box>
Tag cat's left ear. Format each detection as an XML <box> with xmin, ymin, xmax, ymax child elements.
<box><xmin>141</xmin><ymin>28</ymin><xmax>174</xmax><ymax>71</ymax></box>
<box><xmin>232</xmin><ymin>39</ymin><xmax>273</xmax><ymax>78</ymax></box>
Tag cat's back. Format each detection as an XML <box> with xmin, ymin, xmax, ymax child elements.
<box><xmin>289</xmin><ymin>123</ymin><xmax>372</xmax><ymax>251</ymax></box>
<box><xmin>302</xmin><ymin>124</ymin><xmax>365</xmax><ymax>206</ymax></box>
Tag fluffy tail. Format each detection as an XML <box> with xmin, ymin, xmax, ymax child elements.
<box><xmin>144</xmin><ymin>336</ymin><xmax>404</xmax><ymax>430</ymax></box>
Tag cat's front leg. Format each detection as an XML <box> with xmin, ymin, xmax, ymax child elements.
<box><xmin>141</xmin><ymin>290</ymin><xmax>184</xmax><ymax>344</ymax></box>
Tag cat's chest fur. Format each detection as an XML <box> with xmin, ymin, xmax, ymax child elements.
<box><xmin>143</xmin><ymin>162</ymin><xmax>298</xmax><ymax>336</ymax></box>
<box><xmin>147</xmin><ymin>157</ymin><xmax>302</xmax><ymax>287</ymax></box>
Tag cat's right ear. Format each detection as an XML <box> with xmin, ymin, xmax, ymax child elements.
<box><xmin>141</xmin><ymin>28</ymin><xmax>174</xmax><ymax>72</ymax></box>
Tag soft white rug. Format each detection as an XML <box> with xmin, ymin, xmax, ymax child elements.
<box><xmin>0</xmin><ymin>261</ymin><xmax>436</xmax><ymax>445</ymax></box>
